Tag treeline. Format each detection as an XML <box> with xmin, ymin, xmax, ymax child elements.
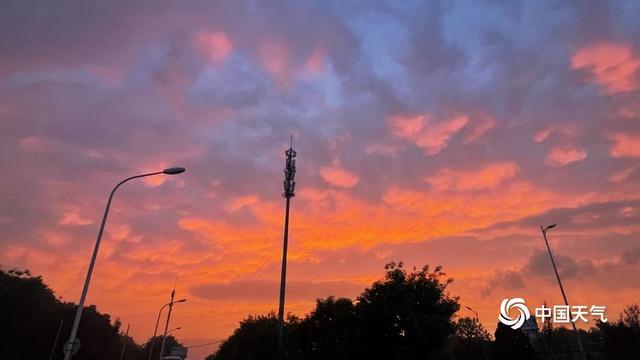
<box><xmin>0</xmin><ymin>267</ymin><xmax>182</xmax><ymax>360</ymax></box>
<box><xmin>2</xmin><ymin>264</ymin><xmax>639</xmax><ymax>360</ymax></box>
<box><xmin>207</xmin><ymin>262</ymin><xmax>640</xmax><ymax>360</ymax></box>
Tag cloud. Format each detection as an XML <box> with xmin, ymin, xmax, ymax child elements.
<box><xmin>191</xmin><ymin>279</ymin><xmax>364</xmax><ymax>302</ymax></box>
<box><xmin>388</xmin><ymin>114</ymin><xmax>469</xmax><ymax>155</ymax></box>
<box><xmin>1</xmin><ymin>0</ymin><xmax>640</xmax><ymax>347</ymax></box>
<box><xmin>425</xmin><ymin>162</ymin><xmax>518</xmax><ymax>191</ymax></box>
<box><xmin>571</xmin><ymin>42</ymin><xmax>640</xmax><ymax>93</ymax></box>
<box><xmin>195</xmin><ymin>31</ymin><xmax>234</xmax><ymax>64</ymax></box>
<box><xmin>545</xmin><ymin>146</ymin><xmax>588</xmax><ymax>167</ymax></box>
<box><xmin>609</xmin><ymin>133</ymin><xmax>640</xmax><ymax>158</ymax></box>
<box><xmin>319</xmin><ymin>165</ymin><xmax>360</xmax><ymax>188</ymax></box>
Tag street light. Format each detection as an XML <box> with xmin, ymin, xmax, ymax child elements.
<box><xmin>62</xmin><ymin>167</ymin><xmax>186</xmax><ymax>360</ymax></box>
<box><xmin>465</xmin><ymin>306</ymin><xmax>479</xmax><ymax>321</ymax></box>
<box><xmin>148</xmin><ymin>299</ymin><xmax>187</xmax><ymax>360</ymax></box>
<box><xmin>540</xmin><ymin>224</ymin><xmax>585</xmax><ymax>359</ymax></box>
<box><xmin>167</xmin><ymin>327</ymin><xmax>181</xmax><ymax>334</ymax></box>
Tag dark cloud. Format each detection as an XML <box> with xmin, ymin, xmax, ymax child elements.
<box><xmin>191</xmin><ymin>279</ymin><xmax>363</xmax><ymax>302</ymax></box>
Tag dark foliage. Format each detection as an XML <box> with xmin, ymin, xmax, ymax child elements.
<box><xmin>0</xmin><ymin>267</ymin><xmax>180</xmax><ymax>360</ymax></box>
<box><xmin>209</xmin><ymin>262</ymin><xmax>460</xmax><ymax>360</ymax></box>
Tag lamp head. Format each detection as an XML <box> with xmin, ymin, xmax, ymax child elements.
<box><xmin>163</xmin><ymin>167</ymin><xmax>186</xmax><ymax>175</ymax></box>
<box><xmin>176</xmin><ymin>299</ymin><xmax>187</xmax><ymax>303</ymax></box>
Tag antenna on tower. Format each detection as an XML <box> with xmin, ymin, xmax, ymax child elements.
<box><xmin>283</xmin><ymin>135</ymin><xmax>297</xmax><ymax>198</ymax></box>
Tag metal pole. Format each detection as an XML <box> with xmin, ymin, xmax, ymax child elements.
<box><xmin>49</xmin><ymin>320</ymin><xmax>64</xmax><ymax>360</ymax></box>
<box><xmin>148</xmin><ymin>303</ymin><xmax>169</xmax><ymax>360</ymax></box>
<box><xmin>540</xmin><ymin>225</ymin><xmax>586</xmax><ymax>359</ymax></box>
<box><xmin>277</xmin><ymin>196</ymin><xmax>291</xmax><ymax>356</ymax></box>
<box><xmin>277</xmin><ymin>138</ymin><xmax>296</xmax><ymax>358</ymax></box>
<box><xmin>62</xmin><ymin>168</ymin><xmax>184</xmax><ymax>360</ymax></box>
<box><xmin>159</xmin><ymin>290</ymin><xmax>176</xmax><ymax>360</ymax></box>
<box><xmin>119</xmin><ymin>324</ymin><xmax>130</xmax><ymax>360</ymax></box>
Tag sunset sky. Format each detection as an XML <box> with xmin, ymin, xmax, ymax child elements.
<box><xmin>1</xmin><ymin>1</ymin><xmax>640</xmax><ymax>357</ymax></box>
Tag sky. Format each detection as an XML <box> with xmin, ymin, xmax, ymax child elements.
<box><xmin>1</xmin><ymin>0</ymin><xmax>640</xmax><ymax>358</ymax></box>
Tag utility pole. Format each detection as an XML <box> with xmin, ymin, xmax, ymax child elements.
<box><xmin>49</xmin><ymin>320</ymin><xmax>64</xmax><ymax>360</ymax></box>
<box><xmin>119</xmin><ymin>324</ymin><xmax>130</xmax><ymax>360</ymax></box>
<box><xmin>159</xmin><ymin>289</ymin><xmax>176</xmax><ymax>360</ymax></box>
<box><xmin>277</xmin><ymin>136</ymin><xmax>296</xmax><ymax>358</ymax></box>
<box><xmin>540</xmin><ymin>224</ymin><xmax>586</xmax><ymax>360</ymax></box>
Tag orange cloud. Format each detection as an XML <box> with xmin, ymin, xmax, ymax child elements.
<box><xmin>196</xmin><ymin>31</ymin><xmax>233</xmax><ymax>64</ymax></box>
<box><xmin>571</xmin><ymin>42</ymin><xmax>640</xmax><ymax>93</ymax></box>
<box><xmin>388</xmin><ymin>114</ymin><xmax>468</xmax><ymax>155</ymax></box>
<box><xmin>320</xmin><ymin>165</ymin><xmax>360</xmax><ymax>188</ymax></box>
<box><xmin>545</xmin><ymin>146</ymin><xmax>588</xmax><ymax>166</ymax></box>
<box><xmin>609</xmin><ymin>133</ymin><xmax>640</xmax><ymax>157</ymax></box>
<box><xmin>224</xmin><ymin>195</ymin><xmax>260</xmax><ymax>213</ymax></box>
<box><xmin>426</xmin><ymin>162</ymin><xmax>519</xmax><ymax>192</ymax></box>
<box><xmin>609</xmin><ymin>133</ymin><xmax>640</xmax><ymax>158</ymax></box>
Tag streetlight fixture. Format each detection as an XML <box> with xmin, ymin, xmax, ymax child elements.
<box><xmin>465</xmin><ymin>306</ymin><xmax>479</xmax><ymax>321</ymax></box>
<box><xmin>148</xmin><ymin>299</ymin><xmax>186</xmax><ymax>360</ymax></box>
<box><xmin>167</xmin><ymin>327</ymin><xmax>181</xmax><ymax>334</ymax></box>
<box><xmin>540</xmin><ymin>224</ymin><xmax>585</xmax><ymax>359</ymax></box>
<box><xmin>62</xmin><ymin>167</ymin><xmax>186</xmax><ymax>360</ymax></box>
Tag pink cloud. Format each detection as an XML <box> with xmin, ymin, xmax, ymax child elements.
<box><xmin>464</xmin><ymin>115</ymin><xmax>496</xmax><ymax>144</ymax></box>
<box><xmin>545</xmin><ymin>146</ymin><xmax>588</xmax><ymax>166</ymax></box>
<box><xmin>388</xmin><ymin>114</ymin><xmax>469</xmax><ymax>155</ymax></box>
<box><xmin>259</xmin><ymin>38</ymin><xmax>292</xmax><ymax>86</ymax></box>
<box><xmin>59</xmin><ymin>211</ymin><xmax>93</xmax><ymax>226</ymax></box>
<box><xmin>195</xmin><ymin>31</ymin><xmax>233</xmax><ymax>64</ymax></box>
<box><xmin>609</xmin><ymin>133</ymin><xmax>640</xmax><ymax>158</ymax></box>
<box><xmin>534</xmin><ymin>124</ymin><xmax>578</xmax><ymax>143</ymax></box>
<box><xmin>426</xmin><ymin>162</ymin><xmax>519</xmax><ymax>191</ymax></box>
<box><xmin>304</xmin><ymin>45</ymin><xmax>327</xmax><ymax>73</ymax></box>
<box><xmin>224</xmin><ymin>195</ymin><xmax>260</xmax><ymax>213</ymax></box>
<box><xmin>571</xmin><ymin>42</ymin><xmax>640</xmax><ymax>93</ymax></box>
<box><xmin>320</xmin><ymin>165</ymin><xmax>360</xmax><ymax>188</ymax></box>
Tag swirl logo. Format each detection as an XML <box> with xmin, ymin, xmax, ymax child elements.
<box><xmin>498</xmin><ymin>297</ymin><xmax>531</xmax><ymax>330</ymax></box>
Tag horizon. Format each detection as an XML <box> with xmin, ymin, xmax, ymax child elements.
<box><xmin>1</xmin><ymin>1</ymin><xmax>640</xmax><ymax>359</ymax></box>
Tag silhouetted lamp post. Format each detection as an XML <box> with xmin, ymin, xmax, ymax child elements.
<box><xmin>465</xmin><ymin>306</ymin><xmax>479</xmax><ymax>321</ymax></box>
<box><xmin>277</xmin><ymin>138</ymin><xmax>296</xmax><ymax>358</ymax></box>
<box><xmin>62</xmin><ymin>167</ymin><xmax>186</xmax><ymax>360</ymax></box>
<box><xmin>148</xmin><ymin>298</ymin><xmax>186</xmax><ymax>360</ymax></box>
<box><xmin>540</xmin><ymin>224</ymin><xmax>586</xmax><ymax>359</ymax></box>
<box><xmin>159</xmin><ymin>289</ymin><xmax>183</xmax><ymax>360</ymax></box>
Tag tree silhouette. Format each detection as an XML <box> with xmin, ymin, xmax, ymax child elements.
<box><xmin>492</xmin><ymin>322</ymin><xmax>537</xmax><ymax>360</ymax></box>
<box><xmin>594</xmin><ymin>303</ymin><xmax>640</xmax><ymax>359</ymax></box>
<box><xmin>450</xmin><ymin>316</ymin><xmax>490</xmax><ymax>360</ymax></box>
<box><xmin>0</xmin><ymin>267</ymin><xmax>175</xmax><ymax>360</ymax></box>
<box><xmin>353</xmin><ymin>262</ymin><xmax>460</xmax><ymax>359</ymax></box>
<box><xmin>209</xmin><ymin>262</ymin><xmax>459</xmax><ymax>360</ymax></box>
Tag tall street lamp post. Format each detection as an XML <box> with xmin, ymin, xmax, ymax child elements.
<box><xmin>277</xmin><ymin>138</ymin><xmax>296</xmax><ymax>358</ymax></box>
<box><xmin>148</xmin><ymin>298</ymin><xmax>186</xmax><ymax>360</ymax></box>
<box><xmin>62</xmin><ymin>167</ymin><xmax>186</xmax><ymax>360</ymax></box>
<box><xmin>159</xmin><ymin>289</ymin><xmax>183</xmax><ymax>360</ymax></box>
<box><xmin>540</xmin><ymin>224</ymin><xmax>586</xmax><ymax>359</ymax></box>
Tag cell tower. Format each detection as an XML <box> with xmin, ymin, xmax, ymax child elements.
<box><xmin>277</xmin><ymin>136</ymin><xmax>296</xmax><ymax>357</ymax></box>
